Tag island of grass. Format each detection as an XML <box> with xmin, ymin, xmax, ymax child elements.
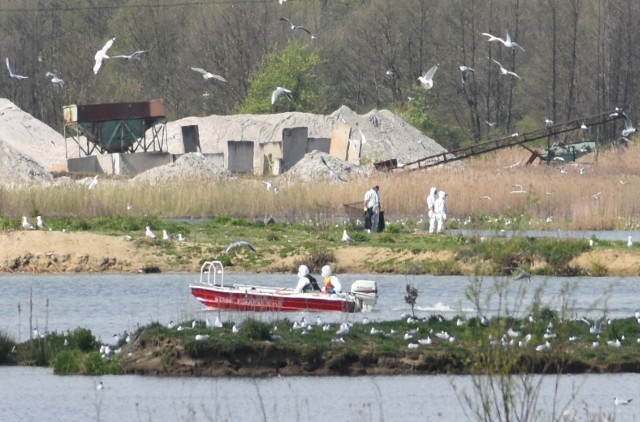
<box><xmin>4</xmin><ymin>309</ymin><xmax>640</xmax><ymax>377</ymax></box>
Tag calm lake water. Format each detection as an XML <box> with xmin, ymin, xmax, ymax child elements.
<box><xmin>2</xmin><ymin>272</ymin><xmax>640</xmax><ymax>421</ymax></box>
<box><xmin>3</xmin><ymin>367</ymin><xmax>640</xmax><ymax>421</ymax></box>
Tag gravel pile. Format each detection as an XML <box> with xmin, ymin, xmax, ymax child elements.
<box><xmin>0</xmin><ymin>99</ymin><xmax>65</xmax><ymax>186</ymax></box>
<box><xmin>285</xmin><ymin>150</ymin><xmax>373</xmax><ymax>183</ymax></box>
<box><xmin>131</xmin><ymin>152</ymin><xmax>231</xmax><ymax>184</ymax></box>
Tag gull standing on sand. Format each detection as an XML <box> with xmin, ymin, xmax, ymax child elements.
<box><xmin>271</xmin><ymin>86</ymin><xmax>292</xmax><ymax>105</ymax></box>
<box><xmin>45</xmin><ymin>72</ymin><xmax>64</xmax><ymax>87</ymax></box>
<box><xmin>488</xmin><ymin>58</ymin><xmax>521</xmax><ymax>79</ymax></box>
<box><xmin>418</xmin><ymin>65</ymin><xmax>438</xmax><ymax>89</ymax></box>
<box><xmin>36</xmin><ymin>215</ymin><xmax>49</xmax><ymax>230</ymax></box>
<box><xmin>190</xmin><ymin>67</ymin><xmax>227</xmax><ymax>82</ymax></box>
<box><xmin>22</xmin><ymin>216</ymin><xmax>35</xmax><ymax>230</ymax></box>
<box><xmin>93</xmin><ymin>37</ymin><xmax>115</xmax><ymax>74</ymax></box>
<box><xmin>145</xmin><ymin>226</ymin><xmax>156</xmax><ymax>239</ymax></box>
<box><xmin>6</xmin><ymin>57</ymin><xmax>28</xmax><ymax>79</ymax></box>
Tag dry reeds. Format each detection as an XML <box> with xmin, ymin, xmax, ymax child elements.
<box><xmin>2</xmin><ymin>142</ymin><xmax>639</xmax><ymax>230</ymax></box>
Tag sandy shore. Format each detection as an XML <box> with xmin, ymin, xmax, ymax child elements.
<box><xmin>1</xmin><ymin>230</ymin><xmax>638</xmax><ymax>276</ymax></box>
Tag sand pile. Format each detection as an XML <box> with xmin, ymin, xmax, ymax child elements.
<box><xmin>131</xmin><ymin>152</ymin><xmax>231</xmax><ymax>184</ymax></box>
<box><xmin>0</xmin><ymin>99</ymin><xmax>66</xmax><ymax>173</ymax></box>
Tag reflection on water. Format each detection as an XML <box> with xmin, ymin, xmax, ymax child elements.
<box><xmin>2</xmin><ymin>366</ymin><xmax>640</xmax><ymax>421</ymax></box>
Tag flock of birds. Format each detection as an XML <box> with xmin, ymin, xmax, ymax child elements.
<box><xmin>416</xmin><ymin>29</ymin><xmax>526</xmax><ymax>91</ymax></box>
<box><xmin>413</xmin><ymin>29</ymin><xmax>636</xmax><ymax>137</ymax></box>
<box><xmin>6</xmin><ymin>12</ymin><xmax>309</xmax><ymax>108</ymax></box>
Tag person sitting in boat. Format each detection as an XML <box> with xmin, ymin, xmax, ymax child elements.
<box><xmin>294</xmin><ymin>264</ymin><xmax>321</xmax><ymax>293</ymax></box>
<box><xmin>321</xmin><ymin>265</ymin><xmax>343</xmax><ymax>294</ymax></box>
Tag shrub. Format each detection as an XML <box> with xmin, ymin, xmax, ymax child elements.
<box><xmin>53</xmin><ymin>350</ymin><xmax>83</xmax><ymax>374</ymax></box>
<box><xmin>242</xmin><ymin>319</ymin><xmax>272</xmax><ymax>341</ymax></box>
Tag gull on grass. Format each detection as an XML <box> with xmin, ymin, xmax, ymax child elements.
<box><xmin>22</xmin><ymin>216</ymin><xmax>35</xmax><ymax>230</ymax></box>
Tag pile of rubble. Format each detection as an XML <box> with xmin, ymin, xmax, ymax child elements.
<box><xmin>0</xmin><ymin>98</ymin><xmax>448</xmax><ymax>187</ymax></box>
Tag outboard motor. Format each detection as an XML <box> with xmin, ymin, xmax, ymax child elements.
<box><xmin>350</xmin><ymin>280</ymin><xmax>378</xmax><ymax>312</ymax></box>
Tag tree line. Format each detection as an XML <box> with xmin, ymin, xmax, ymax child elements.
<box><xmin>0</xmin><ymin>0</ymin><xmax>636</xmax><ymax>150</ymax></box>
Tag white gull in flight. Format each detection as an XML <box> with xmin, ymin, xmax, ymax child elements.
<box><xmin>93</xmin><ymin>38</ymin><xmax>115</xmax><ymax>74</ymax></box>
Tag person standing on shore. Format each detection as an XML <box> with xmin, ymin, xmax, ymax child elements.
<box><xmin>434</xmin><ymin>191</ymin><xmax>448</xmax><ymax>233</ymax></box>
<box><xmin>363</xmin><ymin>185</ymin><xmax>381</xmax><ymax>233</ymax></box>
<box><xmin>426</xmin><ymin>187</ymin><xmax>438</xmax><ymax>234</ymax></box>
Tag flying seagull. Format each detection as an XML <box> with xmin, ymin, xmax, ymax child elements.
<box><xmin>225</xmin><ymin>240</ymin><xmax>257</xmax><ymax>254</ymax></box>
<box><xmin>6</xmin><ymin>58</ymin><xmax>28</xmax><ymax>79</ymax></box>
<box><xmin>271</xmin><ymin>86</ymin><xmax>292</xmax><ymax>105</ymax></box>
<box><xmin>112</xmin><ymin>50</ymin><xmax>148</xmax><ymax>61</ymax></box>
<box><xmin>513</xmin><ymin>268</ymin><xmax>532</xmax><ymax>283</ymax></box>
<box><xmin>320</xmin><ymin>156</ymin><xmax>346</xmax><ymax>182</ymax></box>
<box><xmin>87</xmin><ymin>174</ymin><xmax>99</xmax><ymax>190</ymax></box>
<box><xmin>459</xmin><ymin>65</ymin><xmax>475</xmax><ymax>84</ymax></box>
<box><xmin>481</xmin><ymin>31</ymin><xmax>525</xmax><ymax>51</ymax></box>
<box><xmin>418</xmin><ymin>65</ymin><xmax>438</xmax><ymax>89</ymax></box>
<box><xmin>622</xmin><ymin>113</ymin><xmax>636</xmax><ymax>137</ymax></box>
<box><xmin>488</xmin><ymin>57</ymin><xmax>521</xmax><ymax>79</ymax></box>
<box><xmin>190</xmin><ymin>67</ymin><xmax>227</xmax><ymax>82</ymax></box>
<box><xmin>93</xmin><ymin>37</ymin><xmax>115</xmax><ymax>74</ymax></box>
<box><xmin>45</xmin><ymin>72</ymin><xmax>64</xmax><ymax>87</ymax></box>
<box><xmin>279</xmin><ymin>17</ymin><xmax>316</xmax><ymax>39</ymax></box>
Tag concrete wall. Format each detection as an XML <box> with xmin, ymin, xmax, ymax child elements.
<box><xmin>67</xmin><ymin>152</ymin><xmax>173</xmax><ymax>175</ymax></box>
<box><xmin>260</xmin><ymin>142</ymin><xmax>283</xmax><ymax>176</ymax></box>
<box><xmin>330</xmin><ymin>121</ymin><xmax>350</xmax><ymax>161</ymax></box>
<box><xmin>67</xmin><ymin>156</ymin><xmax>102</xmax><ymax>174</ymax></box>
<box><xmin>282</xmin><ymin>127</ymin><xmax>308</xmax><ymax>171</ymax></box>
<box><xmin>119</xmin><ymin>152</ymin><xmax>173</xmax><ymax>174</ymax></box>
<box><xmin>308</xmin><ymin>137</ymin><xmax>330</xmax><ymax>153</ymax></box>
<box><xmin>227</xmin><ymin>141</ymin><xmax>254</xmax><ymax>173</ymax></box>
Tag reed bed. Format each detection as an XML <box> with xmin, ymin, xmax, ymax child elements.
<box><xmin>1</xmin><ymin>142</ymin><xmax>639</xmax><ymax>230</ymax></box>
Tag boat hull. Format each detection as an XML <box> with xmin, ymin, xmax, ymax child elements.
<box><xmin>190</xmin><ymin>285</ymin><xmax>358</xmax><ymax>313</ymax></box>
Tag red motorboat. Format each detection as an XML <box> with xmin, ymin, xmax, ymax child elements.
<box><xmin>190</xmin><ymin>261</ymin><xmax>378</xmax><ymax>313</ymax></box>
